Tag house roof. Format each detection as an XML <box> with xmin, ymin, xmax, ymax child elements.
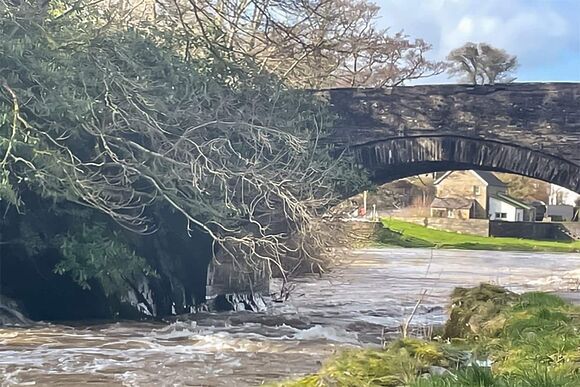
<box><xmin>475</xmin><ymin>171</ymin><xmax>507</xmax><ymax>187</ymax></box>
<box><xmin>492</xmin><ymin>193</ymin><xmax>534</xmax><ymax>210</ymax></box>
<box><xmin>431</xmin><ymin>197</ymin><xmax>474</xmax><ymax>209</ymax></box>
<box><xmin>434</xmin><ymin>170</ymin><xmax>507</xmax><ymax>187</ymax></box>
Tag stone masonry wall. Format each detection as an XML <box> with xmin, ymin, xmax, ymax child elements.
<box><xmin>560</xmin><ymin>222</ymin><xmax>580</xmax><ymax>240</ymax></box>
<box><xmin>488</xmin><ymin>221</ymin><xmax>567</xmax><ymax>240</ymax></box>
<box><xmin>328</xmin><ymin>220</ymin><xmax>384</xmax><ymax>246</ymax></box>
<box><xmin>394</xmin><ymin>216</ymin><xmax>490</xmax><ymax>237</ymax></box>
<box><xmin>395</xmin><ymin>217</ymin><xmax>579</xmax><ymax>241</ymax></box>
<box><xmin>434</xmin><ymin>171</ymin><xmax>488</xmax><ymax>218</ymax></box>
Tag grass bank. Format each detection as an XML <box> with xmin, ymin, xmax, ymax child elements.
<box><xmin>377</xmin><ymin>218</ymin><xmax>580</xmax><ymax>253</ymax></box>
<box><xmin>275</xmin><ymin>284</ymin><xmax>580</xmax><ymax>386</ymax></box>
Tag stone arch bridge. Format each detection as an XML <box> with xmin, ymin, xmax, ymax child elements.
<box><xmin>320</xmin><ymin>83</ymin><xmax>580</xmax><ymax>192</ymax></box>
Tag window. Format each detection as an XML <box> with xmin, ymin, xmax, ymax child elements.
<box><xmin>473</xmin><ymin>185</ymin><xmax>481</xmax><ymax>195</ymax></box>
<box><xmin>447</xmin><ymin>209</ymin><xmax>453</xmax><ymax>218</ymax></box>
<box><xmin>494</xmin><ymin>212</ymin><xmax>507</xmax><ymax>219</ymax></box>
<box><xmin>432</xmin><ymin>209</ymin><xmax>447</xmax><ymax>218</ymax></box>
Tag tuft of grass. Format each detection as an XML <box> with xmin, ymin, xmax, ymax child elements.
<box><xmin>508</xmin><ymin>366</ymin><xmax>580</xmax><ymax>387</ymax></box>
<box><xmin>276</xmin><ymin>348</ymin><xmax>424</xmax><ymax>387</ymax></box>
<box><xmin>390</xmin><ymin>338</ymin><xmax>445</xmax><ymax>364</ymax></box>
<box><xmin>412</xmin><ymin>366</ymin><xmax>502</xmax><ymax>387</ymax></box>
<box><xmin>412</xmin><ymin>365</ymin><xmax>580</xmax><ymax>387</ymax></box>
<box><xmin>487</xmin><ymin>290</ymin><xmax>580</xmax><ymax>375</ymax></box>
<box><xmin>377</xmin><ymin>219</ymin><xmax>580</xmax><ymax>253</ymax></box>
<box><xmin>517</xmin><ymin>291</ymin><xmax>569</xmax><ymax>309</ymax></box>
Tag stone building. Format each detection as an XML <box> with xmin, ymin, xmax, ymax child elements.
<box><xmin>431</xmin><ymin>170</ymin><xmax>535</xmax><ymax>222</ymax></box>
<box><xmin>430</xmin><ymin>197</ymin><xmax>474</xmax><ymax>219</ymax></box>
<box><xmin>432</xmin><ymin>170</ymin><xmax>507</xmax><ymax>219</ymax></box>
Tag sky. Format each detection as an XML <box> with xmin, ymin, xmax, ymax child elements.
<box><xmin>376</xmin><ymin>0</ymin><xmax>580</xmax><ymax>84</ymax></box>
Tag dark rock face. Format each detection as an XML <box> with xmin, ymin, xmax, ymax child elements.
<box><xmin>0</xmin><ymin>197</ymin><xmax>213</xmax><ymax>322</ymax></box>
<box><xmin>0</xmin><ymin>244</ymin><xmax>118</xmax><ymax>321</ymax></box>
<box><xmin>0</xmin><ymin>295</ymin><xmax>33</xmax><ymax>326</ymax></box>
<box><xmin>322</xmin><ymin>83</ymin><xmax>580</xmax><ymax>192</ymax></box>
<box><xmin>129</xmin><ymin>210</ymin><xmax>213</xmax><ymax>317</ymax></box>
<box><xmin>206</xmin><ymin>255</ymin><xmax>270</xmax><ymax>303</ymax></box>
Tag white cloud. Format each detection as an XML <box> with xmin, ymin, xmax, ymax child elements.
<box><xmin>456</xmin><ymin>16</ymin><xmax>474</xmax><ymax>35</ymax></box>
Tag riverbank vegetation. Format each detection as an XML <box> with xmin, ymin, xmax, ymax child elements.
<box><xmin>276</xmin><ymin>284</ymin><xmax>580</xmax><ymax>386</ymax></box>
<box><xmin>0</xmin><ymin>0</ymin><xmax>447</xmax><ymax>320</ymax></box>
<box><xmin>1</xmin><ymin>0</ymin><xmax>378</xmax><ymax>318</ymax></box>
<box><xmin>378</xmin><ymin>219</ymin><xmax>580</xmax><ymax>253</ymax></box>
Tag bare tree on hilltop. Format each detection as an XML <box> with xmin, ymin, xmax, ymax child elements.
<box><xmin>447</xmin><ymin>42</ymin><xmax>518</xmax><ymax>85</ymax></box>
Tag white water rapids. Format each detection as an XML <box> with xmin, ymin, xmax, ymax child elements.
<box><xmin>1</xmin><ymin>248</ymin><xmax>579</xmax><ymax>386</ymax></box>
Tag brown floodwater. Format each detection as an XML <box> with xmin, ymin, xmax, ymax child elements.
<box><xmin>1</xmin><ymin>248</ymin><xmax>578</xmax><ymax>386</ymax></box>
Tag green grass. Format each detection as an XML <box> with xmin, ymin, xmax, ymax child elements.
<box><xmin>273</xmin><ymin>285</ymin><xmax>580</xmax><ymax>387</ymax></box>
<box><xmin>377</xmin><ymin>218</ymin><xmax>580</xmax><ymax>253</ymax></box>
<box><xmin>412</xmin><ymin>365</ymin><xmax>580</xmax><ymax>387</ymax></box>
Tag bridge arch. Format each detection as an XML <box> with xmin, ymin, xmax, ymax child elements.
<box><xmin>323</xmin><ymin>83</ymin><xmax>580</xmax><ymax>193</ymax></box>
<box><xmin>351</xmin><ymin>135</ymin><xmax>580</xmax><ymax>193</ymax></box>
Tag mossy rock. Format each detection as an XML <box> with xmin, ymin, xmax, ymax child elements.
<box><xmin>443</xmin><ymin>284</ymin><xmax>519</xmax><ymax>339</ymax></box>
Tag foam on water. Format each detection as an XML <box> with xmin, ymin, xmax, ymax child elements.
<box><xmin>290</xmin><ymin>325</ymin><xmax>360</xmax><ymax>344</ymax></box>
<box><xmin>151</xmin><ymin>321</ymin><xmax>198</xmax><ymax>340</ymax></box>
<box><xmin>527</xmin><ymin>268</ymin><xmax>580</xmax><ymax>290</ymax></box>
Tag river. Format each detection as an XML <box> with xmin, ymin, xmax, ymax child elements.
<box><xmin>1</xmin><ymin>248</ymin><xmax>578</xmax><ymax>386</ymax></box>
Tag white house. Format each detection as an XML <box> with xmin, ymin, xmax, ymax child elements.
<box><xmin>432</xmin><ymin>170</ymin><xmax>535</xmax><ymax>221</ymax></box>
<box><xmin>545</xmin><ymin>205</ymin><xmax>576</xmax><ymax>221</ymax></box>
<box><xmin>549</xmin><ymin>184</ymin><xmax>580</xmax><ymax>206</ymax></box>
<box><xmin>547</xmin><ymin>184</ymin><xmax>580</xmax><ymax>221</ymax></box>
<box><xmin>488</xmin><ymin>193</ymin><xmax>535</xmax><ymax>222</ymax></box>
